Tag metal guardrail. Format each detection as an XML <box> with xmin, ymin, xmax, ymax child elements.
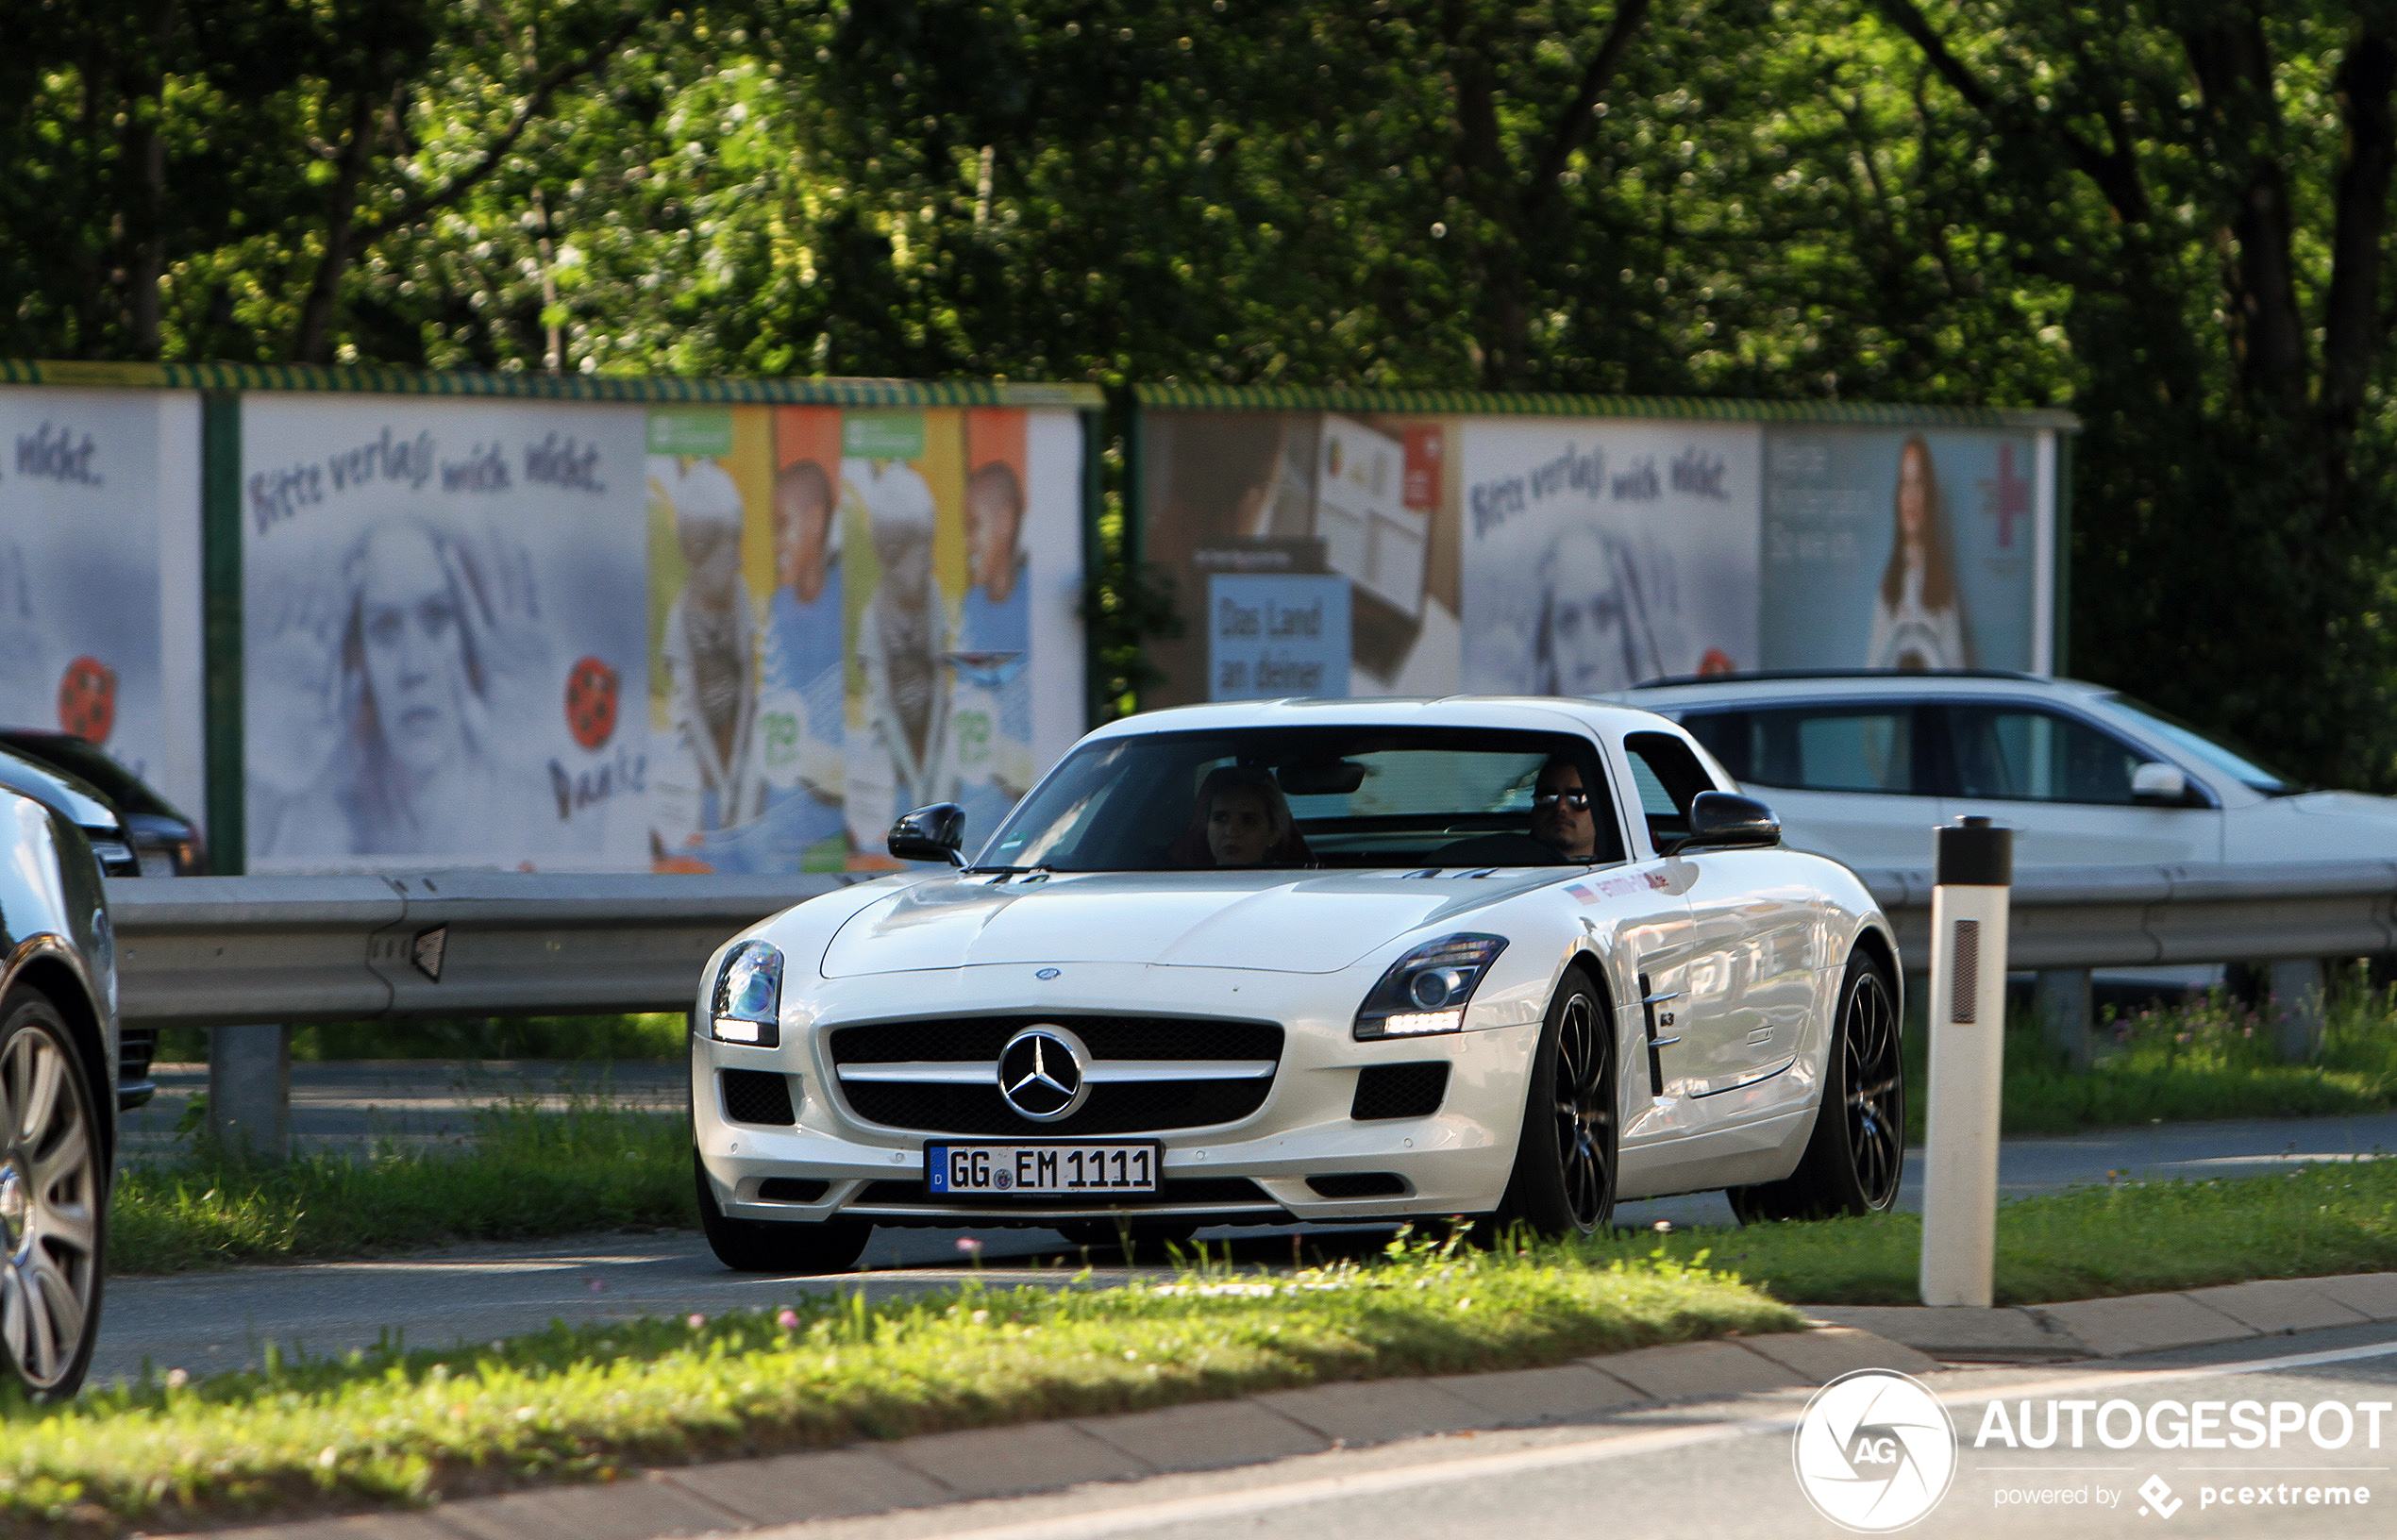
<box><xmin>102</xmin><ymin>860</ymin><xmax>2397</xmax><ymax>1031</ymax></box>
<box><xmin>107</xmin><ymin>871</ymin><xmax>852</xmax><ymax>1029</ymax></box>
<box><xmin>1856</xmin><ymin>860</ymin><xmax>2397</xmax><ymax>974</ymax></box>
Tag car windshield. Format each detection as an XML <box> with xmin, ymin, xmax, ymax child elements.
<box><xmin>974</xmin><ymin>725</ymin><xmax>1624</xmax><ymax>872</ymax></box>
<box><xmin>2097</xmin><ymin>695</ymin><xmax>2302</xmax><ymax>795</ymax></box>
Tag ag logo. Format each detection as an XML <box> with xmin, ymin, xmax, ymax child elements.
<box><xmin>563</xmin><ymin>656</ymin><xmax>620</xmax><ymax>750</ymax></box>
<box><xmin>1793</xmin><ymin>1369</ymin><xmax>1957</xmax><ymax>1532</ymax></box>
<box><xmin>57</xmin><ymin>656</ymin><xmax>116</xmax><ymax>744</ymax></box>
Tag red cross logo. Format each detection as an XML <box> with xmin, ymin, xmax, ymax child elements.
<box><xmin>1977</xmin><ymin>444</ymin><xmax>2031</xmax><ymax>549</ymax></box>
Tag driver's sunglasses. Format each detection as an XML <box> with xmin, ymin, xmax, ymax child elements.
<box><xmin>1532</xmin><ymin>789</ymin><xmax>1591</xmax><ymax>811</ymax></box>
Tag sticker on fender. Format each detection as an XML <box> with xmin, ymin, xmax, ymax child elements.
<box><xmin>926</xmin><ymin>1142</ymin><xmax>1161</xmax><ymax>1196</ymax></box>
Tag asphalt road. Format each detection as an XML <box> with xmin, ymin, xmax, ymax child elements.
<box><xmin>92</xmin><ymin>1062</ymin><xmax>2397</xmax><ymax>1385</ymax></box>
<box><xmin>737</xmin><ymin>1321</ymin><xmax>2397</xmax><ymax>1540</ymax></box>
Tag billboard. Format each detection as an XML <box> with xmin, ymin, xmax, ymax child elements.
<box><xmin>0</xmin><ymin>388</ymin><xmax>203</xmax><ymax>819</ymax></box>
<box><xmin>645</xmin><ymin>403</ymin><xmax>1082</xmax><ymax>873</ymax></box>
<box><xmin>242</xmin><ymin>396</ymin><xmax>651</xmax><ymax>872</ymax></box>
<box><xmin>1137</xmin><ymin>394</ymin><xmax>2062</xmax><ymax>707</ymax></box>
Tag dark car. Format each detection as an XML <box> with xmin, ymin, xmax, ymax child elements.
<box><xmin>0</xmin><ymin>750</ymin><xmax>119</xmax><ymax>1398</ymax></box>
<box><xmin>0</xmin><ymin>728</ymin><xmax>205</xmax><ymax>877</ymax></box>
<box><xmin>0</xmin><ymin>740</ymin><xmax>164</xmax><ymax>1111</ymax></box>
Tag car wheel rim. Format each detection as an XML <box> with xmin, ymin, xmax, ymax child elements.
<box><xmin>1842</xmin><ymin>972</ymin><xmax>1903</xmax><ymax>1210</ymax></box>
<box><xmin>1552</xmin><ymin>993</ymin><xmax>1612</xmax><ymax>1230</ymax></box>
<box><xmin>0</xmin><ymin>1022</ymin><xmax>97</xmax><ymax>1394</ymax></box>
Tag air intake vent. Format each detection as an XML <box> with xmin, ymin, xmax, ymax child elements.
<box><xmin>1350</xmin><ymin>1062</ymin><xmax>1450</xmax><ymax>1121</ymax></box>
<box><xmin>721</xmin><ymin>1068</ymin><xmax>796</xmax><ymax>1126</ymax></box>
<box><xmin>756</xmin><ymin>1178</ymin><xmax>829</xmax><ymax>1202</ymax></box>
<box><xmin>1306</xmin><ymin>1172</ymin><xmax>1408</xmax><ymax>1198</ymax></box>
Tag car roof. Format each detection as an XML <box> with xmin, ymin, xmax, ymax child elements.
<box><xmin>1608</xmin><ymin>671</ymin><xmax>2116</xmax><ymax>711</ymax></box>
<box><xmin>1085</xmin><ymin>695</ymin><xmax>1683</xmax><ymax>741</ymax></box>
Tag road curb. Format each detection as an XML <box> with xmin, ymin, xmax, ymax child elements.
<box><xmin>189</xmin><ymin>1325</ymin><xmax>1935</xmax><ymax>1540</ymax></box>
<box><xmin>1804</xmin><ymin>1269</ymin><xmax>2397</xmax><ymax>1360</ymax></box>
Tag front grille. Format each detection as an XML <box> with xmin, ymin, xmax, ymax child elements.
<box><xmin>757</xmin><ymin>1178</ymin><xmax>830</xmax><ymax>1202</ymax></box>
<box><xmin>830</xmin><ymin>1014</ymin><xmax>1284</xmax><ymax>1136</ymax></box>
<box><xmin>721</xmin><ymin>1069</ymin><xmax>796</xmax><ymax>1126</ymax></box>
<box><xmin>830</xmin><ymin>1015</ymin><xmax>1283</xmax><ymax>1063</ymax></box>
<box><xmin>1351</xmin><ymin>1062</ymin><xmax>1450</xmax><ymax>1121</ymax></box>
<box><xmin>1307</xmin><ymin>1172</ymin><xmax>1408</xmax><ymax>1198</ymax></box>
<box><xmin>841</xmin><ymin>1078</ymin><xmax>1269</xmax><ymax>1136</ymax></box>
<box><xmin>854</xmin><ymin>1176</ymin><xmax>1273</xmax><ymax>1210</ymax></box>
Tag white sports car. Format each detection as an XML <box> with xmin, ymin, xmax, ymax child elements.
<box><xmin>689</xmin><ymin>697</ymin><xmax>1905</xmax><ymax>1273</ymax></box>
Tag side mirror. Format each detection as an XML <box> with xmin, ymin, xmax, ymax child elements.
<box><xmin>1669</xmin><ymin>791</ymin><xmax>1782</xmax><ymax>855</ymax></box>
<box><xmin>2131</xmin><ymin>762</ymin><xmax>2189</xmax><ymax>805</ymax></box>
<box><xmin>887</xmin><ymin>803</ymin><xmax>968</xmax><ymax>866</ymax></box>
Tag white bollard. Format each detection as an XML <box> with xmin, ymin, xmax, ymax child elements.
<box><xmin>1920</xmin><ymin>815</ymin><xmax>2012</xmax><ymax>1308</ymax></box>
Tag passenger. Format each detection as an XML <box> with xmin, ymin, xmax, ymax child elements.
<box><xmin>1166</xmin><ymin>765</ymin><xmax>1313</xmax><ymax>868</ymax></box>
<box><xmin>1531</xmin><ymin>756</ymin><xmax>1599</xmax><ymax>861</ymax></box>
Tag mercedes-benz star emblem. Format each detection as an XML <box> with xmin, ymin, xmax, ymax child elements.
<box><xmin>997</xmin><ymin>1025</ymin><xmax>1091</xmax><ymax>1123</ymax></box>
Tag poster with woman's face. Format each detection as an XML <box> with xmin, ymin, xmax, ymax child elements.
<box><xmin>0</xmin><ymin>388</ymin><xmax>203</xmax><ymax>819</ymax></box>
<box><xmin>1457</xmin><ymin>420</ymin><xmax>1763</xmax><ymax>694</ymax></box>
<box><xmin>242</xmin><ymin>397</ymin><xmax>649</xmax><ymax>872</ymax></box>
<box><xmin>1758</xmin><ymin>427</ymin><xmax>2043</xmax><ymax>671</ymax></box>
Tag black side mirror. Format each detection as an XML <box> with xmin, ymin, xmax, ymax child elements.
<box><xmin>888</xmin><ymin>803</ymin><xmax>968</xmax><ymax>866</ymax></box>
<box><xmin>1668</xmin><ymin>791</ymin><xmax>1781</xmax><ymax>856</ymax></box>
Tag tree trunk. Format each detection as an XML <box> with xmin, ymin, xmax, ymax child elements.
<box><xmin>2321</xmin><ymin>27</ymin><xmax>2397</xmax><ymax>436</ymax></box>
<box><xmin>292</xmin><ymin>90</ymin><xmax>379</xmax><ymax>365</ymax></box>
<box><xmin>2181</xmin><ymin>17</ymin><xmax>2308</xmax><ymax>411</ymax></box>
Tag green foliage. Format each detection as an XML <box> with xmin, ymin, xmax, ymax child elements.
<box><xmin>0</xmin><ymin>1245</ymin><xmax>1791</xmax><ymax>1532</ymax></box>
<box><xmin>10</xmin><ymin>2</ymin><xmax>2397</xmax><ymax>765</ymax></box>
<box><xmin>155</xmin><ymin>1014</ymin><xmax>689</xmax><ymax>1063</ymax></box>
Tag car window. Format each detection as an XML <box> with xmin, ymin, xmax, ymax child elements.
<box><xmin>1682</xmin><ymin>706</ymin><xmax>1922</xmax><ymax>796</ymax></box>
<box><xmin>2097</xmin><ymin>694</ymin><xmax>2298</xmax><ymax>795</ymax></box>
<box><xmin>1942</xmin><ymin>705</ymin><xmax>2151</xmax><ymax>805</ymax></box>
<box><xmin>1622</xmin><ymin>731</ymin><xmax>1716</xmax><ymax>852</ymax></box>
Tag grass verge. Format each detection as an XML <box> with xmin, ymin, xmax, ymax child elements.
<box><xmin>111</xmin><ymin>1091</ymin><xmax>691</xmax><ymax>1274</ymax></box>
<box><xmin>3</xmin><ymin>1239</ymin><xmax>1791</xmax><ymax>1534</ymax></box>
<box><xmin>1902</xmin><ymin>978</ymin><xmax>2397</xmax><ymax>1140</ymax></box>
<box><xmin>1591</xmin><ymin>1158</ymin><xmax>2397</xmax><ymax>1306</ymax></box>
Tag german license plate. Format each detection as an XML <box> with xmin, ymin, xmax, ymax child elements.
<box><xmin>926</xmin><ymin>1141</ymin><xmax>1161</xmax><ymax>1197</ymax></box>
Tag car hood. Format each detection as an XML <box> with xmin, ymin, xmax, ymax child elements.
<box><xmin>2284</xmin><ymin>790</ymin><xmax>2397</xmax><ymax>821</ymax></box>
<box><xmin>818</xmin><ymin>868</ymin><xmax>1562</xmax><ymax>978</ymax></box>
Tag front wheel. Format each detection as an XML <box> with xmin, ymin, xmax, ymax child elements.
<box><xmin>1495</xmin><ymin>972</ymin><xmax>1618</xmax><ymax>1239</ymax></box>
<box><xmin>694</xmin><ymin>1153</ymin><xmax>869</xmax><ymax>1274</ymax></box>
<box><xmin>1729</xmin><ymin>950</ymin><xmax>1904</xmax><ymax>1224</ymax></box>
<box><xmin>0</xmin><ymin>986</ymin><xmax>105</xmax><ymax>1401</ymax></box>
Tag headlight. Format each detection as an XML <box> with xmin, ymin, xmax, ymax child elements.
<box><xmin>1353</xmin><ymin>933</ymin><xmax>1508</xmax><ymax>1040</ymax></box>
<box><xmin>712</xmin><ymin>940</ymin><xmax>784</xmax><ymax>1046</ymax></box>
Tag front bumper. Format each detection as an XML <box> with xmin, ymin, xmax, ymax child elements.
<box><xmin>693</xmin><ymin>962</ymin><xmax>1540</xmax><ymax>1228</ymax></box>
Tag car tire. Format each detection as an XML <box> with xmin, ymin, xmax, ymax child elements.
<box><xmin>1728</xmin><ymin>950</ymin><xmax>1904</xmax><ymax>1224</ymax></box>
<box><xmin>693</xmin><ymin>1152</ymin><xmax>869</xmax><ymax>1274</ymax></box>
<box><xmin>0</xmin><ymin>984</ymin><xmax>105</xmax><ymax>1401</ymax></box>
<box><xmin>1495</xmin><ymin>971</ymin><xmax>1618</xmax><ymax>1240</ymax></box>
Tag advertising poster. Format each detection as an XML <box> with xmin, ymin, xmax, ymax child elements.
<box><xmin>648</xmin><ymin>404</ymin><xmax>1071</xmax><ymax>873</ymax></box>
<box><xmin>1138</xmin><ymin>410</ymin><xmax>1467</xmax><ymax>707</ymax></box>
<box><xmin>0</xmin><ymin>388</ymin><xmax>203</xmax><ymax>823</ymax></box>
<box><xmin>243</xmin><ymin>396</ymin><xmax>649</xmax><ymax>872</ymax></box>
<box><xmin>1457</xmin><ymin>420</ymin><xmax>1762</xmax><ymax>693</ymax></box>
<box><xmin>1760</xmin><ymin>427</ymin><xmax>2045</xmax><ymax>672</ymax></box>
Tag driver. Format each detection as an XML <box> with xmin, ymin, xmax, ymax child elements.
<box><xmin>1167</xmin><ymin>765</ymin><xmax>1312</xmax><ymax>867</ymax></box>
<box><xmin>1531</xmin><ymin>757</ymin><xmax>1599</xmax><ymax>861</ymax></box>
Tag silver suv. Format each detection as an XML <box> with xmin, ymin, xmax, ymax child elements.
<box><xmin>1610</xmin><ymin>671</ymin><xmax>2385</xmax><ymax>870</ymax></box>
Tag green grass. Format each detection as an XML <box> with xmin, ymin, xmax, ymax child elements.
<box><xmin>1897</xmin><ymin>977</ymin><xmax>2397</xmax><ymax>1141</ymax></box>
<box><xmin>2</xmin><ymin>1238</ymin><xmax>1792</xmax><ymax>1534</ymax></box>
<box><xmin>155</xmin><ymin>1013</ymin><xmax>690</xmax><ymax>1064</ymax></box>
<box><xmin>1593</xmin><ymin>1158</ymin><xmax>2397</xmax><ymax>1306</ymax></box>
<box><xmin>111</xmin><ymin>1090</ymin><xmax>692</xmax><ymax>1274</ymax></box>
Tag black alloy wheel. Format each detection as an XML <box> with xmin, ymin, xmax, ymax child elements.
<box><xmin>1497</xmin><ymin>974</ymin><xmax>1617</xmax><ymax>1239</ymax></box>
<box><xmin>1727</xmin><ymin>951</ymin><xmax>1904</xmax><ymax>1224</ymax></box>
<box><xmin>1840</xmin><ymin>966</ymin><xmax>1904</xmax><ymax>1209</ymax></box>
